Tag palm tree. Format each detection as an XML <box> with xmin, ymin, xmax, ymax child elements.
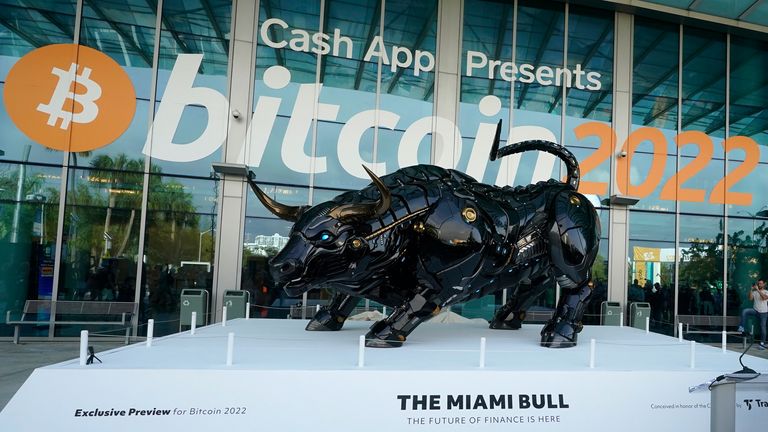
<box><xmin>89</xmin><ymin>154</ymin><xmax>144</xmax><ymax>258</ymax></box>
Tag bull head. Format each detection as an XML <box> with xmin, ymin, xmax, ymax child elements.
<box><xmin>252</xmin><ymin>166</ymin><xmax>392</xmax><ymax>296</ymax></box>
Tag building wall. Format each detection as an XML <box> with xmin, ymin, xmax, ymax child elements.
<box><xmin>1</xmin><ymin>0</ymin><xmax>767</xmax><ymax>339</ymax></box>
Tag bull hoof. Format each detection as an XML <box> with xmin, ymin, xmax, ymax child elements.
<box><xmin>539</xmin><ymin>321</ymin><xmax>579</xmax><ymax>348</ymax></box>
<box><xmin>364</xmin><ymin>328</ymin><xmax>406</xmax><ymax>348</ymax></box>
<box><xmin>489</xmin><ymin>311</ymin><xmax>525</xmax><ymax>330</ymax></box>
<box><xmin>305</xmin><ymin>309</ymin><xmax>345</xmax><ymax>331</ymax></box>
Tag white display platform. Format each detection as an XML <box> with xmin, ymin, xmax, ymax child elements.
<box><xmin>2</xmin><ymin>318</ymin><xmax>768</xmax><ymax>431</ymax></box>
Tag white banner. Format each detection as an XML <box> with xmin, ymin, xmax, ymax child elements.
<box><xmin>0</xmin><ymin>368</ymin><xmax>735</xmax><ymax>432</ymax></box>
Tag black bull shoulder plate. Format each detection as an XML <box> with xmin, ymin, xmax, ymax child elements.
<box><xmin>248</xmin><ymin>137</ymin><xmax>600</xmax><ymax>348</ymax></box>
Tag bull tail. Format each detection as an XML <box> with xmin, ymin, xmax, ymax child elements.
<box><xmin>488</xmin><ymin>119</ymin><xmax>580</xmax><ymax>190</ymax></box>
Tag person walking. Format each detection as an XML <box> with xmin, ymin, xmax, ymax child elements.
<box><xmin>738</xmin><ymin>279</ymin><xmax>768</xmax><ymax>350</ymax></box>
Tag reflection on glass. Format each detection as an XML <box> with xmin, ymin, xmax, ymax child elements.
<box><xmin>242</xmin><ymin>185</ymin><xmax>310</xmax><ymax>319</ymax></box>
<box><xmin>632</xmin><ymin>17</ymin><xmax>678</xmax><ymax>154</ymax></box>
<box><xmin>730</xmin><ymin>36</ymin><xmax>768</xmax><ymax>164</ymax></box>
<box><xmin>0</xmin><ymin>163</ymin><xmax>61</xmax><ymax>337</ymax></box>
<box><xmin>72</xmin><ymin>1</ymin><xmax>156</xmax><ymax>169</ymax></box>
<box><xmin>565</xmin><ymin>5</ymin><xmax>613</xmax><ymax>124</ymax></box>
<box><xmin>628</xmin><ymin>211</ymin><xmax>676</xmax><ymax>334</ymax></box>
<box><xmin>142</xmin><ymin>174</ymin><xmax>218</xmax><ymax>336</ymax></box>
<box><xmin>378</xmin><ymin>0</ymin><xmax>437</xmax><ymax>182</ymax></box>
<box><xmin>151</xmin><ymin>0</ymin><xmax>231</xmax><ymax>176</ymax></box>
<box><xmin>314</xmin><ymin>0</ymin><xmax>380</xmax><ymax>190</ymax></box>
<box><xmin>60</xmin><ymin>164</ymin><xmax>144</xmax><ymax>304</ymax></box>
<box><xmin>678</xmin><ymin>215</ymin><xmax>724</xmax><ymax>319</ymax></box>
<box><xmin>726</xmin><ymin>216</ymin><xmax>766</xmax><ymax>319</ymax></box>
<box><xmin>0</xmin><ymin>0</ymin><xmax>77</xmax><ymax>164</ymax></box>
<box><xmin>584</xmin><ymin>209</ymin><xmax>610</xmax><ymax>326</ymax></box>
<box><xmin>515</xmin><ymin>0</ymin><xmax>564</xmax><ymax>121</ymax></box>
<box><xmin>460</xmin><ymin>0</ymin><xmax>513</xmax><ymax>106</ymax></box>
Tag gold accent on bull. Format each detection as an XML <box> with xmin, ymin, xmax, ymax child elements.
<box><xmin>569</xmin><ymin>195</ymin><xmax>581</xmax><ymax>206</ymax></box>
<box><xmin>413</xmin><ymin>221</ymin><xmax>425</xmax><ymax>233</ymax></box>
<box><xmin>462</xmin><ymin>207</ymin><xmax>477</xmax><ymax>223</ymax></box>
<box><xmin>351</xmin><ymin>238</ymin><xmax>363</xmax><ymax>249</ymax></box>
<box><xmin>364</xmin><ymin>207</ymin><xmax>430</xmax><ymax>241</ymax></box>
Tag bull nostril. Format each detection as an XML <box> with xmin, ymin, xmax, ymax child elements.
<box><xmin>279</xmin><ymin>259</ymin><xmax>300</xmax><ymax>275</ymax></box>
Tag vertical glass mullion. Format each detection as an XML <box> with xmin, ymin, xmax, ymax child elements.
<box><xmin>673</xmin><ymin>24</ymin><xmax>682</xmax><ymax>333</ymax></box>
<box><xmin>50</xmin><ymin>0</ymin><xmax>85</xmax><ymax>337</ymax></box>
<box><xmin>132</xmin><ymin>0</ymin><xmax>166</xmax><ymax>336</ymax></box>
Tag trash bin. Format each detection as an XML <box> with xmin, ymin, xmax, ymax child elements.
<box><xmin>223</xmin><ymin>290</ymin><xmax>250</xmax><ymax>320</ymax></box>
<box><xmin>600</xmin><ymin>301</ymin><xmax>622</xmax><ymax>326</ymax></box>
<box><xmin>180</xmin><ymin>289</ymin><xmax>208</xmax><ymax>329</ymax></box>
<box><xmin>629</xmin><ymin>302</ymin><xmax>651</xmax><ymax>330</ymax></box>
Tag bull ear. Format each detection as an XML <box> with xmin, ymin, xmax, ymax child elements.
<box><xmin>247</xmin><ymin>179</ymin><xmax>306</xmax><ymax>222</ymax></box>
<box><xmin>329</xmin><ymin>165</ymin><xmax>391</xmax><ymax>220</ymax></box>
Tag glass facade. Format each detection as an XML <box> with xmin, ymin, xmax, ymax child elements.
<box><xmin>2</xmin><ymin>0</ymin><xmax>768</xmax><ymax>340</ymax></box>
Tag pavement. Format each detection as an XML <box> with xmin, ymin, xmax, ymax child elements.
<box><xmin>0</xmin><ymin>339</ymin><xmax>125</xmax><ymax>411</ymax></box>
<box><xmin>1</xmin><ymin>336</ymin><xmax>767</xmax><ymax>412</ymax></box>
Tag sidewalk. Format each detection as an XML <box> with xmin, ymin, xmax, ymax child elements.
<box><xmin>2</xmin><ymin>338</ymin><xmax>767</xmax><ymax>411</ymax></box>
<box><xmin>0</xmin><ymin>339</ymin><xmax>125</xmax><ymax>411</ymax></box>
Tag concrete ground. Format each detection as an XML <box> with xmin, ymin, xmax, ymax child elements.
<box><xmin>1</xmin><ymin>337</ymin><xmax>767</xmax><ymax>412</ymax></box>
<box><xmin>0</xmin><ymin>339</ymin><xmax>125</xmax><ymax>411</ymax></box>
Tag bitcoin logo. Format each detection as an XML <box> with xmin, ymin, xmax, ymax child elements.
<box><xmin>3</xmin><ymin>44</ymin><xmax>136</xmax><ymax>152</ymax></box>
<box><xmin>37</xmin><ymin>63</ymin><xmax>102</xmax><ymax>129</ymax></box>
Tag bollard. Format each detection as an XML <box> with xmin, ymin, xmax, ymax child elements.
<box><xmin>226</xmin><ymin>332</ymin><xmax>235</xmax><ymax>366</ymax></box>
<box><xmin>589</xmin><ymin>339</ymin><xmax>596</xmax><ymax>369</ymax></box>
<box><xmin>191</xmin><ymin>311</ymin><xmax>197</xmax><ymax>335</ymax></box>
<box><xmin>722</xmin><ymin>330</ymin><xmax>727</xmax><ymax>353</ymax></box>
<box><xmin>678</xmin><ymin>323</ymin><xmax>683</xmax><ymax>342</ymax></box>
<box><xmin>689</xmin><ymin>340</ymin><xmax>696</xmax><ymax>369</ymax></box>
<box><xmin>146</xmin><ymin>319</ymin><xmax>154</xmax><ymax>347</ymax></box>
<box><xmin>79</xmin><ymin>330</ymin><xmax>89</xmax><ymax>366</ymax></box>
<box><xmin>645</xmin><ymin>317</ymin><xmax>650</xmax><ymax>334</ymax></box>
<box><xmin>358</xmin><ymin>335</ymin><xmax>365</xmax><ymax>368</ymax></box>
<box><xmin>245</xmin><ymin>302</ymin><xmax>250</xmax><ymax>320</ymax></box>
<box><xmin>479</xmin><ymin>337</ymin><xmax>486</xmax><ymax>368</ymax></box>
<box><xmin>620</xmin><ymin>312</ymin><xmax>624</xmax><ymax>327</ymax></box>
<box><xmin>222</xmin><ymin>306</ymin><xmax>228</xmax><ymax>326</ymax></box>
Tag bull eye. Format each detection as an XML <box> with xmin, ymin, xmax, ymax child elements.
<box><xmin>317</xmin><ymin>231</ymin><xmax>335</xmax><ymax>244</ymax></box>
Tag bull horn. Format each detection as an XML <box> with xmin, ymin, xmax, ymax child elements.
<box><xmin>247</xmin><ymin>179</ymin><xmax>305</xmax><ymax>222</ymax></box>
<box><xmin>364</xmin><ymin>165</ymin><xmax>391</xmax><ymax>217</ymax></box>
<box><xmin>330</xmin><ymin>166</ymin><xmax>391</xmax><ymax>220</ymax></box>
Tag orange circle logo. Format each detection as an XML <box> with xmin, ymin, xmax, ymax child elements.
<box><xmin>3</xmin><ymin>44</ymin><xmax>136</xmax><ymax>152</ymax></box>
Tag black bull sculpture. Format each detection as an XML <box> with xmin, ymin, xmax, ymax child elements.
<box><xmin>248</xmin><ymin>124</ymin><xmax>600</xmax><ymax>348</ymax></box>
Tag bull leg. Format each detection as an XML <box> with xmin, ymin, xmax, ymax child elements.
<box><xmin>540</xmin><ymin>280</ymin><xmax>593</xmax><ymax>348</ymax></box>
<box><xmin>490</xmin><ymin>275</ymin><xmax>553</xmax><ymax>330</ymax></box>
<box><xmin>364</xmin><ymin>291</ymin><xmax>440</xmax><ymax>348</ymax></box>
<box><xmin>306</xmin><ymin>292</ymin><xmax>361</xmax><ymax>331</ymax></box>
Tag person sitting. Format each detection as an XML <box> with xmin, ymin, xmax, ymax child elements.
<box><xmin>738</xmin><ymin>279</ymin><xmax>768</xmax><ymax>350</ymax></box>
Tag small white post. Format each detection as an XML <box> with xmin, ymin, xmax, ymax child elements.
<box><xmin>222</xmin><ymin>306</ymin><xmax>228</xmax><ymax>326</ymax></box>
<box><xmin>689</xmin><ymin>340</ymin><xmax>696</xmax><ymax>369</ymax></box>
<box><xmin>358</xmin><ymin>335</ymin><xmax>365</xmax><ymax>368</ymax></box>
<box><xmin>191</xmin><ymin>312</ymin><xmax>197</xmax><ymax>335</ymax></box>
<box><xmin>245</xmin><ymin>302</ymin><xmax>250</xmax><ymax>320</ymax></box>
<box><xmin>589</xmin><ymin>339</ymin><xmax>596</xmax><ymax>369</ymax></box>
<box><xmin>645</xmin><ymin>317</ymin><xmax>650</xmax><ymax>334</ymax></box>
<box><xmin>146</xmin><ymin>319</ymin><xmax>154</xmax><ymax>347</ymax></box>
<box><xmin>479</xmin><ymin>337</ymin><xmax>486</xmax><ymax>368</ymax></box>
<box><xmin>678</xmin><ymin>323</ymin><xmax>684</xmax><ymax>342</ymax></box>
<box><xmin>79</xmin><ymin>330</ymin><xmax>88</xmax><ymax>366</ymax></box>
<box><xmin>316</xmin><ymin>304</ymin><xmax>320</xmax><ymax>313</ymax></box>
<box><xmin>619</xmin><ymin>312</ymin><xmax>624</xmax><ymax>327</ymax></box>
<box><xmin>226</xmin><ymin>332</ymin><xmax>235</xmax><ymax>366</ymax></box>
<box><xmin>721</xmin><ymin>330</ymin><xmax>727</xmax><ymax>353</ymax></box>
